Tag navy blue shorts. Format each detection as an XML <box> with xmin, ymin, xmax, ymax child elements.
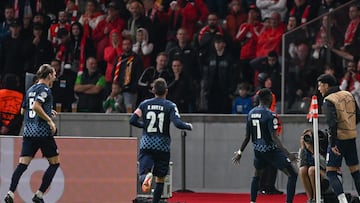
<box><xmin>21</xmin><ymin>136</ymin><xmax>59</xmax><ymax>158</ymax></box>
<box><xmin>254</xmin><ymin>148</ymin><xmax>292</xmax><ymax>170</ymax></box>
<box><xmin>138</xmin><ymin>149</ymin><xmax>170</xmax><ymax>178</ymax></box>
<box><xmin>327</xmin><ymin>138</ymin><xmax>359</xmax><ymax>167</ymax></box>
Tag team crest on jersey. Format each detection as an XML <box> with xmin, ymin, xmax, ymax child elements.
<box><xmin>39</xmin><ymin>91</ymin><xmax>48</xmax><ymax>99</ymax></box>
<box><xmin>273</xmin><ymin>118</ymin><xmax>278</xmax><ymax>129</ymax></box>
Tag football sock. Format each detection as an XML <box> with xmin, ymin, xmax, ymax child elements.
<box><xmin>250</xmin><ymin>176</ymin><xmax>260</xmax><ymax>202</ymax></box>
<box><xmin>10</xmin><ymin>163</ymin><xmax>28</xmax><ymax>192</ymax></box>
<box><xmin>327</xmin><ymin>170</ymin><xmax>344</xmax><ymax>195</ymax></box>
<box><xmin>351</xmin><ymin>170</ymin><xmax>360</xmax><ymax>195</ymax></box>
<box><xmin>7</xmin><ymin>191</ymin><xmax>14</xmax><ymax>199</ymax></box>
<box><xmin>35</xmin><ymin>190</ymin><xmax>44</xmax><ymax>198</ymax></box>
<box><xmin>337</xmin><ymin>193</ymin><xmax>348</xmax><ymax>203</ymax></box>
<box><xmin>39</xmin><ymin>163</ymin><xmax>59</xmax><ymax>192</ymax></box>
<box><xmin>286</xmin><ymin>174</ymin><xmax>298</xmax><ymax>203</ymax></box>
<box><xmin>152</xmin><ymin>182</ymin><xmax>164</xmax><ymax>203</ymax></box>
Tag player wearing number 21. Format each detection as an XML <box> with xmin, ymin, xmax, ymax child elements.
<box><xmin>232</xmin><ymin>88</ymin><xmax>298</xmax><ymax>203</ymax></box>
<box><xmin>130</xmin><ymin>78</ymin><xmax>192</xmax><ymax>203</ymax></box>
<box><xmin>4</xmin><ymin>64</ymin><xmax>59</xmax><ymax>203</ymax></box>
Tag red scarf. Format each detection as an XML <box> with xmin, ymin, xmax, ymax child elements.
<box><xmin>198</xmin><ymin>25</ymin><xmax>224</xmax><ymax>42</ymax></box>
<box><xmin>56</xmin><ymin>44</ymin><xmax>66</xmax><ymax>63</ymax></box>
<box><xmin>344</xmin><ymin>18</ymin><xmax>360</xmax><ymax>46</ymax></box>
<box><xmin>78</xmin><ymin>36</ymin><xmax>86</xmax><ymax>74</ymax></box>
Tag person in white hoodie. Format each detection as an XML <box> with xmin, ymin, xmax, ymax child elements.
<box><xmin>132</xmin><ymin>27</ymin><xmax>154</xmax><ymax>68</ymax></box>
<box><xmin>256</xmin><ymin>0</ymin><xmax>287</xmax><ymax>21</ymax></box>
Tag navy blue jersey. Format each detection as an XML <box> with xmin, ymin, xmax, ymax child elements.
<box><xmin>247</xmin><ymin>106</ymin><xmax>279</xmax><ymax>152</ymax></box>
<box><xmin>135</xmin><ymin>97</ymin><xmax>190</xmax><ymax>152</ymax></box>
<box><xmin>22</xmin><ymin>83</ymin><xmax>53</xmax><ymax>137</ymax></box>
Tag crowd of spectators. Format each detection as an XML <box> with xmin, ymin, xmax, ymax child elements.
<box><xmin>0</xmin><ymin>0</ymin><xmax>359</xmax><ymax>115</ymax></box>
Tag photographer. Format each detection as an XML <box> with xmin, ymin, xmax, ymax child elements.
<box><xmin>299</xmin><ymin>129</ymin><xmax>330</xmax><ymax>203</ymax></box>
<box><xmin>339</xmin><ymin>60</ymin><xmax>360</xmax><ymax>107</ymax></box>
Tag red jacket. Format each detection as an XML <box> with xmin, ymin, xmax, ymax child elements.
<box><xmin>256</xmin><ymin>23</ymin><xmax>285</xmax><ymax>58</ymax></box>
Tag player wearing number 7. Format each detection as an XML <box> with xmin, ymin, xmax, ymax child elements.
<box><xmin>130</xmin><ymin>78</ymin><xmax>192</xmax><ymax>203</ymax></box>
<box><xmin>232</xmin><ymin>88</ymin><xmax>298</xmax><ymax>203</ymax></box>
<box><xmin>4</xmin><ymin>64</ymin><xmax>59</xmax><ymax>203</ymax></box>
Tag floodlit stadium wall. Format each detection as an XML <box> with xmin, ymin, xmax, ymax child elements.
<box><xmin>3</xmin><ymin>113</ymin><xmax>360</xmax><ymax>197</ymax></box>
<box><xmin>0</xmin><ymin>136</ymin><xmax>137</xmax><ymax>203</ymax></box>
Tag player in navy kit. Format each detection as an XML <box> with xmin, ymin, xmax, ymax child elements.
<box><xmin>232</xmin><ymin>88</ymin><xmax>298</xmax><ymax>203</ymax></box>
<box><xmin>4</xmin><ymin>64</ymin><xmax>59</xmax><ymax>203</ymax></box>
<box><xmin>130</xmin><ymin>78</ymin><xmax>192</xmax><ymax>203</ymax></box>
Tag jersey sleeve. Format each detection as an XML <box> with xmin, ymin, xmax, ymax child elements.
<box><xmin>35</xmin><ymin>87</ymin><xmax>49</xmax><ymax>103</ymax></box>
<box><xmin>170</xmin><ymin>103</ymin><xmax>191</xmax><ymax>130</ymax></box>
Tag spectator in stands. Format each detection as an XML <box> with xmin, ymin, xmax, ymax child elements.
<box><xmin>338</xmin><ymin>60</ymin><xmax>360</xmax><ymax>107</ymax></box>
<box><xmin>199</xmin><ymin>35</ymin><xmax>236</xmax><ymax>113</ymax></box>
<box><xmin>104</xmin><ymin>28</ymin><xmax>122</xmax><ymax>94</ymax></box>
<box><xmin>68</xmin><ymin>21</ymin><xmax>96</xmax><ymax>73</ymax></box>
<box><xmin>167</xmin><ymin>58</ymin><xmax>194</xmax><ymax>113</ymax></box>
<box><xmin>51</xmin><ymin>60</ymin><xmax>76</xmax><ymax>112</ymax></box>
<box><xmin>256</xmin><ymin>0</ymin><xmax>288</xmax><ymax>21</ymax></box>
<box><xmin>111</xmin><ymin>38</ymin><xmax>143</xmax><ymax>112</ymax></box>
<box><xmin>236</xmin><ymin>4</ymin><xmax>262</xmax><ymax>85</ymax></box>
<box><xmin>0</xmin><ymin>19</ymin><xmax>26</xmax><ymax>92</ymax></box>
<box><xmin>138</xmin><ymin>52</ymin><xmax>171</xmax><ymax>101</ymax></box>
<box><xmin>92</xmin><ymin>1</ymin><xmax>125</xmax><ymax>72</ymax></box>
<box><xmin>251</xmin><ymin>51</ymin><xmax>281</xmax><ymax>99</ymax></box>
<box><xmin>143</xmin><ymin>0</ymin><xmax>169</xmax><ymax>56</ymax></box>
<box><xmin>65</xmin><ymin>0</ymin><xmax>79</xmax><ymax>24</ymax></box>
<box><xmin>102</xmin><ymin>82</ymin><xmax>125</xmax><ymax>113</ymax></box>
<box><xmin>23</xmin><ymin>22</ymin><xmax>54</xmax><ymax>75</ymax></box>
<box><xmin>0</xmin><ymin>5</ymin><xmax>15</xmax><ymax>46</ymax></box>
<box><xmin>0</xmin><ymin>74</ymin><xmax>23</xmax><ymax>135</ymax></box>
<box><xmin>286</xmin><ymin>42</ymin><xmax>318</xmax><ymax>111</ymax></box>
<box><xmin>132</xmin><ymin>27</ymin><xmax>154</xmax><ymax>69</ymax></box>
<box><xmin>78</xmin><ymin>0</ymin><xmax>105</xmax><ymax>38</ymax></box>
<box><xmin>177</xmin><ymin>0</ymin><xmax>209</xmax><ymax>40</ymax></box>
<box><xmin>288</xmin><ymin>0</ymin><xmax>317</xmax><ymax>26</ymax></box>
<box><xmin>255</xmin><ymin>12</ymin><xmax>285</xmax><ymax>58</ymax></box>
<box><xmin>54</xmin><ymin>28</ymin><xmax>72</xmax><ymax>67</ymax></box>
<box><xmin>166</xmin><ymin>28</ymin><xmax>200</xmax><ymax>84</ymax></box>
<box><xmin>195</xmin><ymin>13</ymin><xmax>232</xmax><ymax>64</ymax></box>
<box><xmin>166</xmin><ymin>1</ymin><xmax>183</xmax><ymax>43</ymax></box>
<box><xmin>122</xmin><ymin>0</ymin><xmax>153</xmax><ymax>45</ymax></box>
<box><xmin>225</xmin><ymin>0</ymin><xmax>248</xmax><ymax>42</ymax></box>
<box><xmin>48</xmin><ymin>11</ymin><xmax>71</xmax><ymax>49</ymax></box>
<box><xmin>74</xmin><ymin>57</ymin><xmax>106</xmax><ymax>112</ymax></box>
<box><xmin>341</xmin><ymin>4</ymin><xmax>360</xmax><ymax>56</ymax></box>
<box><xmin>232</xmin><ymin>82</ymin><xmax>253</xmax><ymax>114</ymax></box>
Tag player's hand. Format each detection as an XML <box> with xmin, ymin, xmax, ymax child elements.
<box><xmin>51</xmin><ymin>109</ymin><xmax>58</xmax><ymax>118</ymax></box>
<box><xmin>187</xmin><ymin>123</ymin><xmax>193</xmax><ymax>130</ymax></box>
<box><xmin>288</xmin><ymin>153</ymin><xmax>297</xmax><ymax>162</ymax></box>
<box><xmin>48</xmin><ymin>120</ymin><xmax>57</xmax><ymax>135</ymax></box>
<box><xmin>232</xmin><ymin>151</ymin><xmax>242</xmax><ymax>165</ymax></box>
<box><xmin>331</xmin><ymin>146</ymin><xmax>341</xmax><ymax>156</ymax></box>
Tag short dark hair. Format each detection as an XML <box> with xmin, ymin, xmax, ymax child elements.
<box><xmin>152</xmin><ymin>78</ymin><xmax>167</xmax><ymax>96</ymax></box>
<box><xmin>36</xmin><ymin>64</ymin><xmax>54</xmax><ymax>79</ymax></box>
<box><xmin>258</xmin><ymin>88</ymin><xmax>272</xmax><ymax>106</ymax></box>
<box><xmin>317</xmin><ymin>74</ymin><xmax>337</xmax><ymax>86</ymax></box>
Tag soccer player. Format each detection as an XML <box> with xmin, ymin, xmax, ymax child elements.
<box><xmin>130</xmin><ymin>78</ymin><xmax>193</xmax><ymax>203</ymax></box>
<box><xmin>232</xmin><ymin>88</ymin><xmax>298</xmax><ymax>203</ymax></box>
<box><xmin>4</xmin><ymin>64</ymin><xmax>59</xmax><ymax>203</ymax></box>
<box><xmin>317</xmin><ymin>74</ymin><xmax>360</xmax><ymax>203</ymax></box>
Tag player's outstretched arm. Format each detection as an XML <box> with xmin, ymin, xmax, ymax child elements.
<box><xmin>232</xmin><ymin>133</ymin><xmax>250</xmax><ymax>165</ymax></box>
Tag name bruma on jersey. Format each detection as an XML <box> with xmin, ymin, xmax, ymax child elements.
<box><xmin>251</xmin><ymin>113</ymin><xmax>261</xmax><ymax>118</ymax></box>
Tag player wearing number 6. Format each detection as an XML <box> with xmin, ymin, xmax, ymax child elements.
<box><xmin>232</xmin><ymin>88</ymin><xmax>298</xmax><ymax>203</ymax></box>
<box><xmin>4</xmin><ymin>64</ymin><xmax>59</xmax><ymax>203</ymax></box>
<box><xmin>130</xmin><ymin>78</ymin><xmax>192</xmax><ymax>203</ymax></box>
